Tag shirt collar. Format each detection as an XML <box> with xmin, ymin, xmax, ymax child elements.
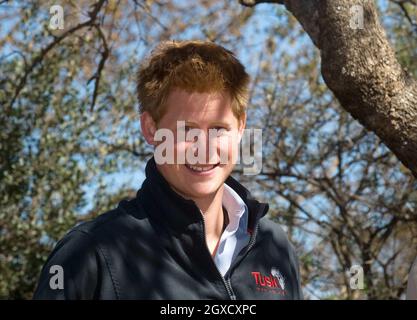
<box><xmin>222</xmin><ymin>183</ymin><xmax>247</xmax><ymax>234</ymax></box>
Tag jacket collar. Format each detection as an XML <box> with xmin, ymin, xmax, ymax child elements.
<box><xmin>136</xmin><ymin>156</ymin><xmax>269</xmax><ymax>234</ymax></box>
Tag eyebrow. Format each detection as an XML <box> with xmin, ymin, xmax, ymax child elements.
<box><xmin>183</xmin><ymin>121</ymin><xmax>198</xmax><ymax>126</ymax></box>
<box><xmin>184</xmin><ymin>121</ymin><xmax>232</xmax><ymax>127</ymax></box>
<box><xmin>211</xmin><ymin>122</ymin><xmax>232</xmax><ymax>129</ymax></box>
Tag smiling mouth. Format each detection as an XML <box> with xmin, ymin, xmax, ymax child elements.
<box><xmin>185</xmin><ymin>163</ymin><xmax>220</xmax><ymax>173</ymax></box>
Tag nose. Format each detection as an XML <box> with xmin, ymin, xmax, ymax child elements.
<box><xmin>190</xmin><ymin>129</ymin><xmax>219</xmax><ymax>165</ymax></box>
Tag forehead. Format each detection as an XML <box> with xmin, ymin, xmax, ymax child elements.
<box><xmin>160</xmin><ymin>88</ymin><xmax>237</xmax><ymax>124</ymax></box>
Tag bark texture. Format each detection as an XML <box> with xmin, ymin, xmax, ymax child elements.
<box><xmin>240</xmin><ymin>0</ymin><xmax>417</xmax><ymax>178</ymax></box>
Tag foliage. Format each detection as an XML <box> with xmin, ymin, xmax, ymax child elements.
<box><xmin>0</xmin><ymin>0</ymin><xmax>416</xmax><ymax>299</ymax></box>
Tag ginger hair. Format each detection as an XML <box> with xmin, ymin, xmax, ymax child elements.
<box><xmin>137</xmin><ymin>40</ymin><xmax>250</xmax><ymax>123</ymax></box>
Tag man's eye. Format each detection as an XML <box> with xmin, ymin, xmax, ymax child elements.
<box><xmin>214</xmin><ymin>127</ymin><xmax>228</xmax><ymax>133</ymax></box>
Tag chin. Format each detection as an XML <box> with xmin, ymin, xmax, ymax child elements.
<box><xmin>183</xmin><ymin>180</ymin><xmax>224</xmax><ymax>198</ymax></box>
<box><xmin>160</xmin><ymin>163</ymin><xmax>232</xmax><ymax>199</ymax></box>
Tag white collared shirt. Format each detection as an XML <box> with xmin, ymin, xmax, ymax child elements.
<box><xmin>213</xmin><ymin>183</ymin><xmax>251</xmax><ymax>276</ymax></box>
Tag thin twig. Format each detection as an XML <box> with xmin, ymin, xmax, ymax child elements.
<box><xmin>7</xmin><ymin>0</ymin><xmax>107</xmax><ymax>110</ymax></box>
<box><xmin>87</xmin><ymin>24</ymin><xmax>109</xmax><ymax>112</ymax></box>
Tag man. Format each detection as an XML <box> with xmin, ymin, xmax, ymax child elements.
<box><xmin>33</xmin><ymin>40</ymin><xmax>303</xmax><ymax>300</ymax></box>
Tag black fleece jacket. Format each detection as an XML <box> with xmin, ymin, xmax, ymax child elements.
<box><xmin>33</xmin><ymin>157</ymin><xmax>303</xmax><ymax>300</ymax></box>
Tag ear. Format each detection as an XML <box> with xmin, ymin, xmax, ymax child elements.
<box><xmin>237</xmin><ymin>113</ymin><xmax>246</xmax><ymax>143</ymax></box>
<box><xmin>140</xmin><ymin>112</ymin><xmax>157</xmax><ymax>145</ymax></box>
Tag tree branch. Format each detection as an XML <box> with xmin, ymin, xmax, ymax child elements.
<box><xmin>239</xmin><ymin>0</ymin><xmax>417</xmax><ymax>178</ymax></box>
<box><xmin>392</xmin><ymin>0</ymin><xmax>417</xmax><ymax>31</ymax></box>
<box><xmin>7</xmin><ymin>0</ymin><xmax>107</xmax><ymax>110</ymax></box>
<box><xmin>87</xmin><ymin>24</ymin><xmax>110</xmax><ymax>112</ymax></box>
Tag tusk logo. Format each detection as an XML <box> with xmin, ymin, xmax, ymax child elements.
<box><xmin>251</xmin><ymin>267</ymin><xmax>287</xmax><ymax>295</ymax></box>
<box><xmin>271</xmin><ymin>267</ymin><xmax>285</xmax><ymax>290</ymax></box>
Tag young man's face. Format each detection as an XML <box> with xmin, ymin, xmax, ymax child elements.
<box><xmin>141</xmin><ymin>88</ymin><xmax>245</xmax><ymax>200</ymax></box>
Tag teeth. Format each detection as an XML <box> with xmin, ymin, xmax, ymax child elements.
<box><xmin>186</xmin><ymin>164</ymin><xmax>215</xmax><ymax>172</ymax></box>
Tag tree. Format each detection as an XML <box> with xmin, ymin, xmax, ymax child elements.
<box><xmin>1</xmin><ymin>0</ymin><xmax>415</xmax><ymax>299</ymax></box>
<box><xmin>240</xmin><ymin>0</ymin><xmax>417</xmax><ymax>179</ymax></box>
<box><xmin>0</xmin><ymin>0</ymin><xmax>254</xmax><ymax>299</ymax></box>
<box><xmin>232</xmin><ymin>2</ymin><xmax>417</xmax><ymax>298</ymax></box>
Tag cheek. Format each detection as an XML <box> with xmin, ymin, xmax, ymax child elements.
<box><xmin>173</xmin><ymin>138</ymin><xmax>193</xmax><ymax>163</ymax></box>
<box><xmin>174</xmin><ymin>140</ymin><xmax>188</xmax><ymax>152</ymax></box>
<box><xmin>218</xmin><ymin>134</ymin><xmax>240</xmax><ymax>164</ymax></box>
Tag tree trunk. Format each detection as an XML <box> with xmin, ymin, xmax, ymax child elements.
<box><xmin>240</xmin><ymin>0</ymin><xmax>417</xmax><ymax>178</ymax></box>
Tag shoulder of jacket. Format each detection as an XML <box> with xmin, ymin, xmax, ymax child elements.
<box><xmin>258</xmin><ymin>217</ymin><xmax>297</xmax><ymax>253</ymax></box>
<box><xmin>67</xmin><ymin>208</ymin><xmax>121</xmax><ymax>236</ymax></box>
<box><xmin>64</xmin><ymin>199</ymin><xmax>143</xmax><ymax>242</ymax></box>
<box><xmin>258</xmin><ymin>217</ymin><xmax>287</xmax><ymax>238</ymax></box>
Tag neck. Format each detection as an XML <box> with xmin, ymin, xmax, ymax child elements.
<box><xmin>195</xmin><ymin>186</ymin><xmax>225</xmax><ymax>239</ymax></box>
<box><xmin>171</xmin><ymin>184</ymin><xmax>226</xmax><ymax>256</ymax></box>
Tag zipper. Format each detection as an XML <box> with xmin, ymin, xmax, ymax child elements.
<box><xmin>223</xmin><ymin>215</ymin><xmax>261</xmax><ymax>279</ymax></box>
<box><xmin>199</xmin><ymin>209</ymin><xmax>262</xmax><ymax>300</ymax></box>
<box><xmin>199</xmin><ymin>213</ymin><xmax>236</xmax><ymax>300</ymax></box>
<box><xmin>244</xmin><ymin>222</ymin><xmax>260</xmax><ymax>257</ymax></box>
